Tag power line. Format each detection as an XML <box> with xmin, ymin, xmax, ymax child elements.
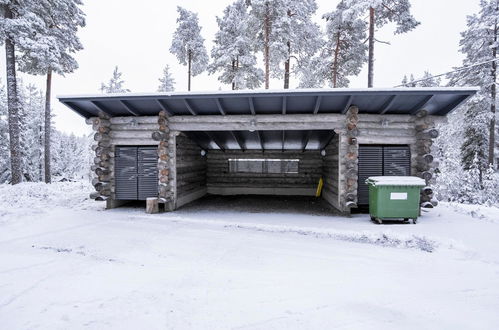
<box><xmin>394</xmin><ymin>58</ymin><xmax>499</xmax><ymax>87</ymax></box>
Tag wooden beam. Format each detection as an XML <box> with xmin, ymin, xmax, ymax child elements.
<box><xmin>183</xmin><ymin>99</ymin><xmax>197</xmax><ymax>115</ymax></box>
<box><xmin>248</xmin><ymin>97</ymin><xmax>256</xmax><ymax>115</ymax></box>
<box><xmin>256</xmin><ymin>131</ymin><xmax>264</xmax><ymax>151</ymax></box>
<box><xmin>301</xmin><ymin>131</ymin><xmax>311</xmax><ymax>152</ymax></box>
<box><xmin>319</xmin><ymin>131</ymin><xmax>336</xmax><ymax>150</ymax></box>
<box><xmin>215</xmin><ymin>98</ymin><xmax>226</xmax><ymax>115</ymax></box>
<box><xmin>281</xmin><ymin>130</ymin><xmax>285</xmax><ymax>152</ymax></box>
<box><xmin>410</xmin><ymin>95</ymin><xmax>433</xmax><ymax>114</ymax></box>
<box><xmin>63</xmin><ymin>102</ymin><xmax>93</xmax><ymax>118</ymax></box>
<box><xmin>282</xmin><ymin>96</ymin><xmax>287</xmax><ymax>115</ymax></box>
<box><xmin>90</xmin><ymin>101</ymin><xmax>111</xmax><ymax>116</ymax></box>
<box><xmin>120</xmin><ymin>100</ymin><xmax>139</xmax><ymax>116</ymax></box>
<box><xmin>155</xmin><ymin>99</ymin><xmax>173</xmax><ymax>116</ymax></box>
<box><xmin>230</xmin><ymin>131</ymin><xmax>245</xmax><ymax>151</ymax></box>
<box><xmin>379</xmin><ymin>95</ymin><xmax>397</xmax><ymax>114</ymax></box>
<box><xmin>436</xmin><ymin>95</ymin><xmax>470</xmax><ymax>116</ymax></box>
<box><xmin>313</xmin><ymin>96</ymin><xmax>322</xmax><ymax>114</ymax></box>
<box><xmin>204</xmin><ymin>132</ymin><xmax>225</xmax><ymax>151</ymax></box>
<box><xmin>341</xmin><ymin>96</ymin><xmax>353</xmax><ymax>114</ymax></box>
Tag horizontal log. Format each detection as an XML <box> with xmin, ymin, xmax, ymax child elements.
<box><xmin>110</xmin><ymin>116</ymin><xmax>159</xmax><ymax>124</ymax></box>
<box><xmin>357</xmin><ymin>122</ymin><xmax>415</xmax><ymax>130</ymax></box>
<box><xmin>94</xmin><ymin>133</ymin><xmax>110</xmax><ymax>142</ymax></box>
<box><xmin>416</xmin><ymin>129</ymin><xmax>439</xmax><ymax>139</ymax></box>
<box><xmin>358</xmin><ymin>128</ymin><xmax>416</xmax><ymax>137</ymax></box>
<box><xmin>110</xmin><ymin>123</ymin><xmax>159</xmax><ymax>131</ymax></box>
<box><xmin>356</xmin><ymin>136</ymin><xmax>416</xmax><ymax>144</ymax></box>
<box><xmin>110</xmin><ymin>130</ymin><xmax>153</xmax><ymax>139</ymax></box>
<box><xmin>416</xmin><ymin>154</ymin><xmax>434</xmax><ymax>164</ymax></box>
<box><xmin>110</xmin><ymin>139</ymin><xmax>159</xmax><ymax>146</ymax></box>
<box><xmin>152</xmin><ymin>131</ymin><xmax>168</xmax><ymax>141</ymax></box>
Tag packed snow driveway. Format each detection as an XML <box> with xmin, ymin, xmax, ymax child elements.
<box><xmin>1</xmin><ymin>183</ymin><xmax>499</xmax><ymax>329</ymax></box>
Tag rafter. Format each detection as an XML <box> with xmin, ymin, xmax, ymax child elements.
<box><xmin>301</xmin><ymin>131</ymin><xmax>311</xmax><ymax>152</ymax></box>
<box><xmin>230</xmin><ymin>131</ymin><xmax>245</xmax><ymax>151</ymax></box>
<box><xmin>313</xmin><ymin>96</ymin><xmax>322</xmax><ymax>114</ymax></box>
<box><xmin>90</xmin><ymin>101</ymin><xmax>111</xmax><ymax>116</ymax></box>
<box><xmin>281</xmin><ymin>130</ymin><xmax>285</xmax><ymax>152</ymax></box>
<box><xmin>319</xmin><ymin>131</ymin><xmax>336</xmax><ymax>150</ymax></box>
<box><xmin>204</xmin><ymin>131</ymin><xmax>225</xmax><ymax>151</ymax></box>
<box><xmin>282</xmin><ymin>96</ymin><xmax>287</xmax><ymax>115</ymax></box>
<box><xmin>256</xmin><ymin>130</ymin><xmax>264</xmax><ymax>152</ymax></box>
<box><xmin>120</xmin><ymin>100</ymin><xmax>139</xmax><ymax>116</ymax></box>
<box><xmin>379</xmin><ymin>95</ymin><xmax>397</xmax><ymax>114</ymax></box>
<box><xmin>215</xmin><ymin>98</ymin><xmax>226</xmax><ymax>115</ymax></box>
<box><xmin>183</xmin><ymin>99</ymin><xmax>197</xmax><ymax>115</ymax></box>
<box><xmin>410</xmin><ymin>95</ymin><xmax>433</xmax><ymax>114</ymax></box>
<box><xmin>248</xmin><ymin>97</ymin><xmax>256</xmax><ymax>115</ymax></box>
<box><xmin>341</xmin><ymin>95</ymin><xmax>354</xmax><ymax>114</ymax></box>
<box><xmin>155</xmin><ymin>99</ymin><xmax>173</xmax><ymax>116</ymax></box>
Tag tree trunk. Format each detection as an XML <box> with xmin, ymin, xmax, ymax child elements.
<box><xmin>3</xmin><ymin>6</ymin><xmax>22</xmax><ymax>185</ymax></box>
<box><xmin>188</xmin><ymin>50</ymin><xmax>192</xmax><ymax>91</ymax></box>
<box><xmin>367</xmin><ymin>7</ymin><xmax>375</xmax><ymax>88</ymax></box>
<box><xmin>44</xmin><ymin>68</ymin><xmax>52</xmax><ymax>183</ymax></box>
<box><xmin>231</xmin><ymin>59</ymin><xmax>236</xmax><ymax>90</ymax></box>
<box><xmin>284</xmin><ymin>41</ymin><xmax>290</xmax><ymax>89</ymax></box>
<box><xmin>489</xmin><ymin>22</ymin><xmax>497</xmax><ymax>167</ymax></box>
<box><xmin>332</xmin><ymin>31</ymin><xmax>341</xmax><ymax>88</ymax></box>
<box><xmin>264</xmin><ymin>2</ymin><xmax>270</xmax><ymax>89</ymax></box>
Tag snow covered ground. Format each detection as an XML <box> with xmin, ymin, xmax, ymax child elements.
<box><xmin>1</xmin><ymin>182</ymin><xmax>499</xmax><ymax>330</ymax></box>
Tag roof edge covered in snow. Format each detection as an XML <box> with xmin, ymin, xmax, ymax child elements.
<box><xmin>57</xmin><ymin>87</ymin><xmax>479</xmax><ymax>119</ymax></box>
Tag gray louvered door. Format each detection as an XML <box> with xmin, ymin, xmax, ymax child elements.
<box><xmin>357</xmin><ymin>145</ymin><xmax>411</xmax><ymax>205</ymax></box>
<box><xmin>115</xmin><ymin>147</ymin><xmax>138</xmax><ymax>200</ymax></box>
<box><xmin>138</xmin><ymin>147</ymin><xmax>159</xmax><ymax>200</ymax></box>
<box><xmin>383</xmin><ymin>146</ymin><xmax>411</xmax><ymax>176</ymax></box>
<box><xmin>115</xmin><ymin>146</ymin><xmax>158</xmax><ymax>200</ymax></box>
<box><xmin>358</xmin><ymin>146</ymin><xmax>383</xmax><ymax>205</ymax></box>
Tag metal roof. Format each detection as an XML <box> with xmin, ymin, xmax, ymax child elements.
<box><xmin>58</xmin><ymin>87</ymin><xmax>478</xmax><ymax>119</ymax></box>
<box><xmin>58</xmin><ymin>87</ymin><xmax>477</xmax><ymax>151</ymax></box>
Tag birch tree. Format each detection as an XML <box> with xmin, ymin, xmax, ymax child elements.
<box><xmin>209</xmin><ymin>0</ymin><xmax>263</xmax><ymax>90</ymax></box>
<box><xmin>17</xmin><ymin>0</ymin><xmax>85</xmax><ymax>184</ymax></box>
<box><xmin>345</xmin><ymin>0</ymin><xmax>419</xmax><ymax>87</ymax></box>
<box><xmin>170</xmin><ymin>7</ymin><xmax>208</xmax><ymax>91</ymax></box>
<box><xmin>158</xmin><ymin>65</ymin><xmax>176</xmax><ymax>92</ymax></box>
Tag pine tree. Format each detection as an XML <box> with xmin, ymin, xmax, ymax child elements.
<box><xmin>170</xmin><ymin>7</ymin><xmax>208</xmax><ymax>91</ymax></box>
<box><xmin>345</xmin><ymin>0</ymin><xmax>419</xmax><ymax>87</ymax></box>
<box><xmin>158</xmin><ymin>65</ymin><xmax>176</xmax><ymax>92</ymax></box>
<box><xmin>401</xmin><ymin>71</ymin><xmax>440</xmax><ymax>87</ymax></box>
<box><xmin>299</xmin><ymin>1</ymin><xmax>367</xmax><ymax>88</ymax></box>
<box><xmin>209</xmin><ymin>0</ymin><xmax>263</xmax><ymax>90</ymax></box>
<box><xmin>0</xmin><ymin>1</ymin><xmax>45</xmax><ymax>184</ymax></box>
<box><xmin>100</xmin><ymin>66</ymin><xmax>131</xmax><ymax>93</ymax></box>
<box><xmin>16</xmin><ymin>0</ymin><xmax>85</xmax><ymax>184</ymax></box>
<box><xmin>449</xmin><ymin>0</ymin><xmax>498</xmax><ymax>168</ymax></box>
<box><xmin>274</xmin><ymin>0</ymin><xmax>322</xmax><ymax>89</ymax></box>
<box><xmin>0</xmin><ymin>79</ymin><xmax>9</xmax><ymax>183</ymax></box>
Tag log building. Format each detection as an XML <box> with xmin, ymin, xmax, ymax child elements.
<box><xmin>58</xmin><ymin>88</ymin><xmax>477</xmax><ymax>214</ymax></box>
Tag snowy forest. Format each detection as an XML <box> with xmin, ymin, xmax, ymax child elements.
<box><xmin>1</xmin><ymin>0</ymin><xmax>498</xmax><ymax>205</ymax></box>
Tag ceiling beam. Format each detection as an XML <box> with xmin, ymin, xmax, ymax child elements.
<box><xmin>204</xmin><ymin>131</ymin><xmax>225</xmax><ymax>151</ymax></box>
<box><xmin>319</xmin><ymin>131</ymin><xmax>336</xmax><ymax>150</ymax></box>
<box><xmin>120</xmin><ymin>100</ymin><xmax>139</xmax><ymax>116</ymax></box>
<box><xmin>410</xmin><ymin>95</ymin><xmax>433</xmax><ymax>114</ymax></box>
<box><xmin>215</xmin><ymin>98</ymin><xmax>226</xmax><ymax>115</ymax></box>
<box><xmin>155</xmin><ymin>99</ymin><xmax>173</xmax><ymax>116</ymax></box>
<box><xmin>301</xmin><ymin>131</ymin><xmax>311</xmax><ymax>152</ymax></box>
<box><xmin>341</xmin><ymin>95</ymin><xmax>354</xmax><ymax>114</ymax></box>
<box><xmin>256</xmin><ymin>130</ymin><xmax>264</xmax><ymax>152</ymax></box>
<box><xmin>379</xmin><ymin>95</ymin><xmax>397</xmax><ymax>114</ymax></box>
<box><xmin>281</xmin><ymin>130</ymin><xmax>285</xmax><ymax>152</ymax></box>
<box><xmin>230</xmin><ymin>131</ymin><xmax>245</xmax><ymax>151</ymax></box>
<box><xmin>248</xmin><ymin>97</ymin><xmax>256</xmax><ymax>115</ymax></box>
<box><xmin>90</xmin><ymin>101</ymin><xmax>112</xmax><ymax>116</ymax></box>
<box><xmin>313</xmin><ymin>96</ymin><xmax>322</xmax><ymax>114</ymax></box>
<box><xmin>183</xmin><ymin>99</ymin><xmax>197</xmax><ymax>115</ymax></box>
<box><xmin>282</xmin><ymin>96</ymin><xmax>287</xmax><ymax>115</ymax></box>
<box><xmin>435</xmin><ymin>95</ymin><xmax>470</xmax><ymax>116</ymax></box>
<box><xmin>62</xmin><ymin>102</ymin><xmax>93</xmax><ymax>118</ymax></box>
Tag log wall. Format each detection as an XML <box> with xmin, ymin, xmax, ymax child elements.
<box><xmin>322</xmin><ymin>135</ymin><xmax>340</xmax><ymax>211</ymax></box>
<box><xmin>206</xmin><ymin>150</ymin><xmax>322</xmax><ymax>196</ymax></box>
<box><xmin>175</xmin><ymin>133</ymin><xmax>207</xmax><ymax>208</ymax></box>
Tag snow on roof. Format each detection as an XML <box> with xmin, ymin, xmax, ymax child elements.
<box><xmin>56</xmin><ymin>86</ymin><xmax>480</xmax><ymax>100</ymax></box>
<box><xmin>366</xmin><ymin>176</ymin><xmax>426</xmax><ymax>186</ymax></box>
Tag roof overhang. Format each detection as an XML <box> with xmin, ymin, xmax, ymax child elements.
<box><xmin>58</xmin><ymin>87</ymin><xmax>479</xmax><ymax>119</ymax></box>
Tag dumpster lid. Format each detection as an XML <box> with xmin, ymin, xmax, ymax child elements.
<box><xmin>366</xmin><ymin>176</ymin><xmax>426</xmax><ymax>186</ymax></box>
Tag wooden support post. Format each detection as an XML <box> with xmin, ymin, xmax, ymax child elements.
<box><xmin>341</xmin><ymin>106</ymin><xmax>359</xmax><ymax>212</ymax></box>
<box><xmin>87</xmin><ymin>115</ymin><xmax>113</xmax><ymax>201</ymax></box>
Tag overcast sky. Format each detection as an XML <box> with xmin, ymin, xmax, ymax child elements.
<box><xmin>0</xmin><ymin>0</ymin><xmax>480</xmax><ymax>136</ymax></box>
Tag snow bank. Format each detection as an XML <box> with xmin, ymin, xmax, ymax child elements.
<box><xmin>366</xmin><ymin>176</ymin><xmax>426</xmax><ymax>186</ymax></box>
<box><xmin>0</xmin><ymin>181</ymin><xmax>99</xmax><ymax>215</ymax></box>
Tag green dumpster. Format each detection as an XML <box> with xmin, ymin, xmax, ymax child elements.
<box><xmin>365</xmin><ymin>176</ymin><xmax>426</xmax><ymax>224</ymax></box>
